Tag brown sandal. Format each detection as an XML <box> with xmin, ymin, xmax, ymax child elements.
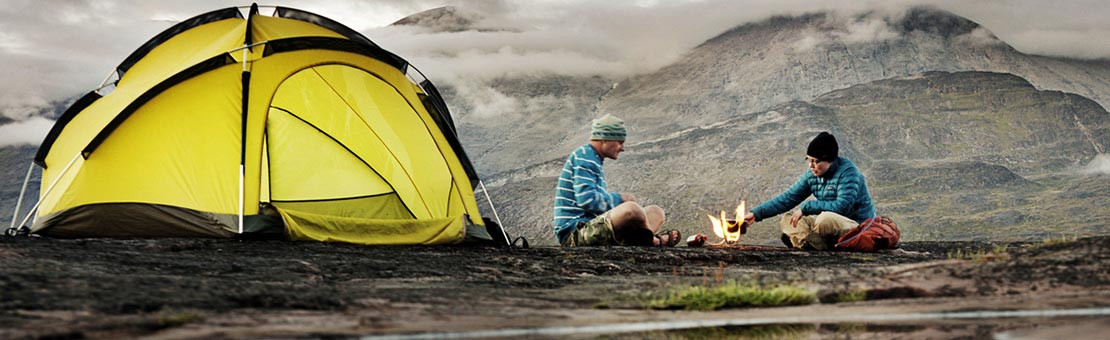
<box><xmin>655</xmin><ymin>229</ymin><xmax>681</xmax><ymax>247</ymax></box>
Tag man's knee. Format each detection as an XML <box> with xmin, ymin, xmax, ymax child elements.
<box><xmin>611</xmin><ymin>202</ymin><xmax>646</xmax><ymax>227</ymax></box>
<box><xmin>644</xmin><ymin>205</ymin><xmax>665</xmax><ymax>222</ymax></box>
<box><xmin>609</xmin><ymin>202</ymin><xmax>653</xmax><ymax>245</ymax></box>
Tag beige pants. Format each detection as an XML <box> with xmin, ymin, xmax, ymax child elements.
<box><xmin>780</xmin><ymin>211</ymin><xmax>858</xmax><ymax>250</ymax></box>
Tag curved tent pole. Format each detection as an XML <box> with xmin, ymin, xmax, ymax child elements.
<box><xmin>8</xmin><ymin>162</ymin><xmax>35</xmax><ymax>230</ymax></box>
<box><xmin>15</xmin><ymin>154</ymin><xmax>81</xmax><ymax>231</ymax></box>
<box><xmin>478</xmin><ymin>180</ymin><xmax>510</xmax><ymax>246</ymax></box>
<box><xmin>96</xmin><ymin>70</ymin><xmax>116</xmax><ymax>92</ymax></box>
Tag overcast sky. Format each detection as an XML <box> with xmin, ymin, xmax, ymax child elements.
<box><xmin>1</xmin><ymin>0</ymin><xmax>1109</xmax><ymax>146</ymax></box>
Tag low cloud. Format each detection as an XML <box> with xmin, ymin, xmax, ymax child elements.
<box><xmin>0</xmin><ymin>92</ymin><xmax>49</xmax><ymax>121</ymax></box>
<box><xmin>1004</xmin><ymin>29</ymin><xmax>1110</xmax><ymax>60</ymax></box>
<box><xmin>0</xmin><ymin>116</ymin><xmax>53</xmax><ymax>147</ymax></box>
<box><xmin>445</xmin><ymin>78</ymin><xmax>521</xmax><ymax>119</ymax></box>
<box><xmin>934</xmin><ymin>0</ymin><xmax>1110</xmax><ymax>60</ymax></box>
<box><xmin>838</xmin><ymin>16</ymin><xmax>902</xmax><ymax>44</ymax></box>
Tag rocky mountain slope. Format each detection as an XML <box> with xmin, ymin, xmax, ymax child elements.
<box><xmin>0</xmin><ymin>146</ymin><xmax>38</xmax><ymax>229</ymax></box>
<box><xmin>484</xmin><ymin>71</ymin><xmax>1109</xmax><ymax>245</ymax></box>
<box><xmin>597</xmin><ymin>7</ymin><xmax>1110</xmax><ymax>144</ymax></box>
<box><xmin>444</xmin><ymin>7</ymin><xmax>1110</xmax><ymax>178</ymax></box>
<box><xmin>450</xmin><ymin>75</ymin><xmax>618</xmax><ymax>174</ymax></box>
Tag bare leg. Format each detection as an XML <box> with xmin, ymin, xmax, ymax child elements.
<box><xmin>608</xmin><ymin>202</ymin><xmax>653</xmax><ymax>246</ymax></box>
<box><xmin>644</xmin><ymin>205</ymin><xmax>665</xmax><ymax>233</ymax></box>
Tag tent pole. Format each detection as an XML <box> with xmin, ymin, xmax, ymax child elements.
<box><xmin>15</xmin><ymin>154</ymin><xmax>80</xmax><ymax>230</ymax></box>
<box><xmin>96</xmin><ymin>70</ymin><xmax>115</xmax><ymax>91</ymax></box>
<box><xmin>237</xmin><ymin>47</ymin><xmax>248</xmax><ymax>234</ymax></box>
<box><xmin>9</xmin><ymin>162</ymin><xmax>35</xmax><ymax>230</ymax></box>
<box><xmin>478</xmin><ymin>180</ymin><xmax>510</xmax><ymax>245</ymax></box>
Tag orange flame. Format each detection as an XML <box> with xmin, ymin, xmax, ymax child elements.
<box><xmin>707</xmin><ymin>200</ymin><xmax>747</xmax><ymax>244</ymax></box>
<box><xmin>709</xmin><ymin>214</ymin><xmax>724</xmax><ymax>239</ymax></box>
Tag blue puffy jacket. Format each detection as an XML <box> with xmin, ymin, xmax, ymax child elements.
<box><xmin>751</xmin><ymin>157</ymin><xmax>875</xmax><ymax>223</ymax></box>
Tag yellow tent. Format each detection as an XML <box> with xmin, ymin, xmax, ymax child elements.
<box><xmin>27</xmin><ymin>4</ymin><xmax>503</xmax><ymax>245</ymax></box>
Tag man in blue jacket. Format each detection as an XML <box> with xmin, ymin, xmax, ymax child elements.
<box><xmin>553</xmin><ymin>114</ymin><xmax>674</xmax><ymax>247</ymax></box>
<box><xmin>743</xmin><ymin>132</ymin><xmax>875</xmax><ymax>250</ymax></box>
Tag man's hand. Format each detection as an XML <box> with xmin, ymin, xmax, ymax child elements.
<box><xmin>790</xmin><ymin>210</ymin><xmax>803</xmax><ymax>228</ymax></box>
<box><xmin>620</xmin><ymin>192</ymin><xmax>637</xmax><ymax>203</ymax></box>
<box><xmin>743</xmin><ymin>212</ymin><xmax>755</xmax><ymax>226</ymax></box>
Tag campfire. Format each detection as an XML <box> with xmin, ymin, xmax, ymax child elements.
<box><xmin>707</xmin><ymin>200</ymin><xmax>748</xmax><ymax>245</ymax></box>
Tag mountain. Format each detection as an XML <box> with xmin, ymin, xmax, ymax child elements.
<box><xmin>0</xmin><ymin>145</ymin><xmax>40</xmax><ymax>228</ymax></box>
<box><xmin>448</xmin><ymin>7</ymin><xmax>1110</xmax><ymax>179</ymax></box>
<box><xmin>484</xmin><ymin>71</ymin><xmax>1110</xmax><ymax>245</ymax></box>
<box><xmin>597</xmin><ymin>7</ymin><xmax>1110</xmax><ymax>144</ymax></box>
<box><xmin>390</xmin><ymin>6</ymin><xmax>509</xmax><ymax>33</ymax></box>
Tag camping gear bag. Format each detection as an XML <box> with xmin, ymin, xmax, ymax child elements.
<box><xmin>835</xmin><ymin>216</ymin><xmax>900</xmax><ymax>252</ymax></box>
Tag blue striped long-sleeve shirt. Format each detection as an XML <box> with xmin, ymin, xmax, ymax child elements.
<box><xmin>553</xmin><ymin>144</ymin><xmax>623</xmax><ymax>244</ymax></box>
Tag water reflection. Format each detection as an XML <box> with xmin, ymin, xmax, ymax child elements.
<box><xmin>361</xmin><ymin>308</ymin><xmax>1110</xmax><ymax>340</ymax></box>
<box><xmin>596</xmin><ymin>318</ymin><xmax>1103</xmax><ymax>340</ymax></box>
<box><xmin>599</xmin><ymin>323</ymin><xmax>816</xmax><ymax>340</ymax></box>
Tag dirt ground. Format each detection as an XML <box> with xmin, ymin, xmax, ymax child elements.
<box><xmin>0</xmin><ymin>235</ymin><xmax>1107</xmax><ymax>339</ymax></box>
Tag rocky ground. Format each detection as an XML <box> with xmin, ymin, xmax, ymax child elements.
<box><xmin>0</xmin><ymin>235</ymin><xmax>1107</xmax><ymax>339</ymax></box>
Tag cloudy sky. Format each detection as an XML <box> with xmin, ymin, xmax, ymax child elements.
<box><xmin>1</xmin><ymin>0</ymin><xmax>1108</xmax><ymax>146</ymax></box>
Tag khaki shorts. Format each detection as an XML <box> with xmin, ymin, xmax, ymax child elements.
<box><xmin>561</xmin><ymin>213</ymin><xmax>620</xmax><ymax>247</ymax></box>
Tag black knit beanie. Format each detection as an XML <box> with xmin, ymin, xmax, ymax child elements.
<box><xmin>806</xmin><ymin>132</ymin><xmax>838</xmax><ymax>162</ymax></box>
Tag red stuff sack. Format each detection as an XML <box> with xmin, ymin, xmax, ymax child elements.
<box><xmin>835</xmin><ymin>216</ymin><xmax>900</xmax><ymax>252</ymax></box>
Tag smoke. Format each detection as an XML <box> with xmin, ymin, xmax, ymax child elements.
<box><xmin>1082</xmin><ymin>154</ymin><xmax>1110</xmax><ymax>175</ymax></box>
<box><xmin>0</xmin><ymin>116</ymin><xmax>52</xmax><ymax>146</ymax></box>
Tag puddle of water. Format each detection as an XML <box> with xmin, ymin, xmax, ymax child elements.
<box><xmin>360</xmin><ymin>307</ymin><xmax>1110</xmax><ymax>340</ymax></box>
<box><xmin>603</xmin><ymin>318</ymin><xmax>1109</xmax><ymax>340</ymax></box>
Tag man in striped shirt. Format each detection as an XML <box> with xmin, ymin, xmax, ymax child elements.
<box><xmin>553</xmin><ymin>114</ymin><xmax>673</xmax><ymax>247</ymax></box>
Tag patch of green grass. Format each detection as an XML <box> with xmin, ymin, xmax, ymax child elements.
<box><xmin>1037</xmin><ymin>236</ymin><xmax>1078</xmax><ymax>248</ymax></box>
<box><xmin>946</xmin><ymin>244</ymin><xmax>1011</xmax><ymax>262</ymax></box>
<box><xmin>644</xmin><ymin>282</ymin><xmax>816</xmax><ymax>311</ymax></box>
<box><xmin>848</xmin><ymin>254</ymin><xmax>877</xmax><ymax>261</ymax></box>
<box><xmin>832</xmin><ymin>289</ymin><xmax>867</xmax><ymax>303</ymax></box>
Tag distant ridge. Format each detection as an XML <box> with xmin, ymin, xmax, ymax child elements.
<box><xmin>391</xmin><ymin>6</ymin><xmax>511</xmax><ymax>33</ymax></box>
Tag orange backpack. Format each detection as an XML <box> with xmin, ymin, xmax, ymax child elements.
<box><xmin>835</xmin><ymin>216</ymin><xmax>900</xmax><ymax>252</ymax></box>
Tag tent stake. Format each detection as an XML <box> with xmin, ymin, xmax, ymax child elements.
<box><xmin>478</xmin><ymin>180</ymin><xmax>510</xmax><ymax>246</ymax></box>
<box><xmin>15</xmin><ymin>154</ymin><xmax>80</xmax><ymax>231</ymax></box>
<box><xmin>9</xmin><ymin>162</ymin><xmax>35</xmax><ymax>230</ymax></box>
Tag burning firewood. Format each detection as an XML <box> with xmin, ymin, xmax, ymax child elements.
<box><xmin>706</xmin><ymin>200</ymin><xmax>749</xmax><ymax>246</ymax></box>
